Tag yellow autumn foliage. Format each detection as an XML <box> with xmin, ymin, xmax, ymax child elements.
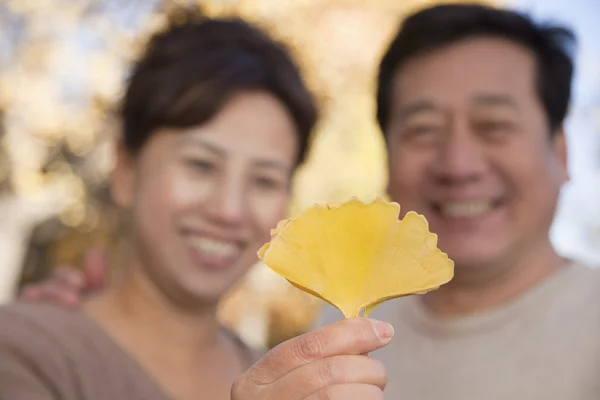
<box><xmin>258</xmin><ymin>197</ymin><xmax>454</xmax><ymax>318</ymax></box>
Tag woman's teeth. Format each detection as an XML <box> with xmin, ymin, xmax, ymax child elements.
<box><xmin>439</xmin><ymin>201</ymin><xmax>494</xmax><ymax>218</ymax></box>
<box><xmin>187</xmin><ymin>237</ymin><xmax>239</xmax><ymax>259</ymax></box>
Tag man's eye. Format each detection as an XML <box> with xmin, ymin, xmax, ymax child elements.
<box><xmin>411</xmin><ymin>126</ymin><xmax>438</xmax><ymax>135</ymax></box>
<box><xmin>402</xmin><ymin>125</ymin><xmax>442</xmax><ymax>144</ymax></box>
<box><xmin>476</xmin><ymin>121</ymin><xmax>515</xmax><ymax>137</ymax></box>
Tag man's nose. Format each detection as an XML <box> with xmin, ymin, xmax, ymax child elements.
<box><xmin>432</xmin><ymin>126</ymin><xmax>486</xmax><ymax>186</ymax></box>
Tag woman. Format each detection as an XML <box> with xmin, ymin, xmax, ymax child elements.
<box><xmin>0</xmin><ymin>10</ymin><xmax>317</xmax><ymax>399</ymax></box>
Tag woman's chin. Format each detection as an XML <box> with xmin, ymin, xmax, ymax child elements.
<box><xmin>167</xmin><ymin>271</ymin><xmax>244</xmax><ymax>309</ymax></box>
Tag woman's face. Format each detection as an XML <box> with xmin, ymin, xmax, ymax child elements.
<box><xmin>111</xmin><ymin>91</ymin><xmax>299</xmax><ymax>306</ymax></box>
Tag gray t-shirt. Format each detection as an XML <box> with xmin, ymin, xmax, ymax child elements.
<box><xmin>0</xmin><ymin>302</ymin><xmax>258</xmax><ymax>400</ymax></box>
<box><xmin>317</xmin><ymin>262</ymin><xmax>600</xmax><ymax>399</ymax></box>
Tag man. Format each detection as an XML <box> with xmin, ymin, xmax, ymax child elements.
<box><xmin>317</xmin><ymin>3</ymin><xmax>600</xmax><ymax>399</ymax></box>
<box><xmin>20</xmin><ymin>3</ymin><xmax>600</xmax><ymax>399</ymax></box>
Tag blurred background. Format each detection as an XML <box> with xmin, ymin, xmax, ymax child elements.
<box><xmin>0</xmin><ymin>0</ymin><xmax>598</xmax><ymax>349</ymax></box>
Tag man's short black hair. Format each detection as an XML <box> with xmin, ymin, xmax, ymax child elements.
<box><xmin>376</xmin><ymin>3</ymin><xmax>576</xmax><ymax>135</ymax></box>
<box><xmin>122</xmin><ymin>9</ymin><xmax>317</xmax><ymax>165</ymax></box>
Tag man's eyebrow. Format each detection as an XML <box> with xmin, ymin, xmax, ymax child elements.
<box><xmin>397</xmin><ymin>100</ymin><xmax>441</xmax><ymax>119</ymax></box>
<box><xmin>472</xmin><ymin>93</ymin><xmax>520</xmax><ymax>112</ymax></box>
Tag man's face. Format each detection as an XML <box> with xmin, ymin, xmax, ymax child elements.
<box><xmin>386</xmin><ymin>37</ymin><xmax>568</xmax><ymax>277</ymax></box>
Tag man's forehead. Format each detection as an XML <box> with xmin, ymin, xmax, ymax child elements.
<box><xmin>395</xmin><ymin>93</ymin><xmax>521</xmax><ymax>117</ymax></box>
<box><xmin>390</xmin><ymin>38</ymin><xmax>536</xmax><ymax>95</ymax></box>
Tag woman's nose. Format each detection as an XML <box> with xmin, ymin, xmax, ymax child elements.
<box><xmin>204</xmin><ymin>178</ymin><xmax>246</xmax><ymax>226</ymax></box>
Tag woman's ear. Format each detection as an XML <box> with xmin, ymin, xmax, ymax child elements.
<box><xmin>109</xmin><ymin>143</ymin><xmax>136</xmax><ymax>208</ymax></box>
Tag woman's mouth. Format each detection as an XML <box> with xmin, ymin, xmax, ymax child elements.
<box><xmin>185</xmin><ymin>235</ymin><xmax>242</xmax><ymax>270</ymax></box>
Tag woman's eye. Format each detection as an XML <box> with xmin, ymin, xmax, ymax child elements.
<box><xmin>254</xmin><ymin>176</ymin><xmax>282</xmax><ymax>190</ymax></box>
<box><xmin>187</xmin><ymin>159</ymin><xmax>215</xmax><ymax>173</ymax></box>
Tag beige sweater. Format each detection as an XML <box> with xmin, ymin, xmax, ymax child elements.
<box><xmin>318</xmin><ymin>262</ymin><xmax>600</xmax><ymax>399</ymax></box>
<box><xmin>0</xmin><ymin>303</ymin><xmax>258</xmax><ymax>400</ymax></box>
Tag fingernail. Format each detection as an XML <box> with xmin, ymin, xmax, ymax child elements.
<box><xmin>371</xmin><ymin>320</ymin><xmax>394</xmax><ymax>342</ymax></box>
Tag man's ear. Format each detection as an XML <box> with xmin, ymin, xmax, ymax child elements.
<box><xmin>109</xmin><ymin>142</ymin><xmax>136</xmax><ymax>208</ymax></box>
<box><xmin>552</xmin><ymin>127</ymin><xmax>570</xmax><ymax>183</ymax></box>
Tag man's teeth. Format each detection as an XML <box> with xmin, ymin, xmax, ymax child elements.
<box><xmin>188</xmin><ymin>237</ymin><xmax>239</xmax><ymax>258</ymax></box>
<box><xmin>439</xmin><ymin>201</ymin><xmax>494</xmax><ymax>218</ymax></box>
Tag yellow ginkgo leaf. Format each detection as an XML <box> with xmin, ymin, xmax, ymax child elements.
<box><xmin>257</xmin><ymin>197</ymin><xmax>454</xmax><ymax>319</ymax></box>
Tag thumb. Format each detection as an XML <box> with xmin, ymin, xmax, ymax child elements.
<box><xmin>83</xmin><ymin>248</ymin><xmax>109</xmax><ymax>291</ymax></box>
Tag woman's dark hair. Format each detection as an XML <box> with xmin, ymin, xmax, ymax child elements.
<box><xmin>377</xmin><ymin>3</ymin><xmax>576</xmax><ymax>135</ymax></box>
<box><xmin>122</xmin><ymin>10</ymin><xmax>317</xmax><ymax>165</ymax></box>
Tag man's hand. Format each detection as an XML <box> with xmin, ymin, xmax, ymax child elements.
<box><xmin>20</xmin><ymin>248</ymin><xmax>108</xmax><ymax>308</ymax></box>
<box><xmin>232</xmin><ymin>318</ymin><xmax>393</xmax><ymax>399</ymax></box>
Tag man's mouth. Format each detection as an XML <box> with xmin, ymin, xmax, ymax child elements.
<box><xmin>434</xmin><ymin>200</ymin><xmax>501</xmax><ymax>218</ymax></box>
<box><xmin>186</xmin><ymin>236</ymin><xmax>241</xmax><ymax>260</ymax></box>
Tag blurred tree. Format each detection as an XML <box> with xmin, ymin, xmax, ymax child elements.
<box><xmin>2</xmin><ymin>0</ymin><xmax>519</xmax><ymax>347</ymax></box>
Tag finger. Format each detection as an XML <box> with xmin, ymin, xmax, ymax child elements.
<box><xmin>248</xmin><ymin>318</ymin><xmax>393</xmax><ymax>385</ymax></box>
<box><xmin>266</xmin><ymin>355</ymin><xmax>386</xmax><ymax>399</ymax></box>
<box><xmin>23</xmin><ymin>268</ymin><xmax>83</xmax><ymax>299</ymax></box>
<box><xmin>304</xmin><ymin>383</ymin><xmax>384</xmax><ymax>400</ymax></box>
<box><xmin>53</xmin><ymin>267</ymin><xmax>86</xmax><ymax>289</ymax></box>
<box><xmin>83</xmin><ymin>248</ymin><xmax>108</xmax><ymax>290</ymax></box>
<box><xmin>20</xmin><ymin>270</ymin><xmax>84</xmax><ymax>305</ymax></box>
<box><xmin>34</xmin><ymin>283</ymin><xmax>82</xmax><ymax>308</ymax></box>
<box><xmin>20</xmin><ymin>285</ymin><xmax>42</xmax><ymax>301</ymax></box>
